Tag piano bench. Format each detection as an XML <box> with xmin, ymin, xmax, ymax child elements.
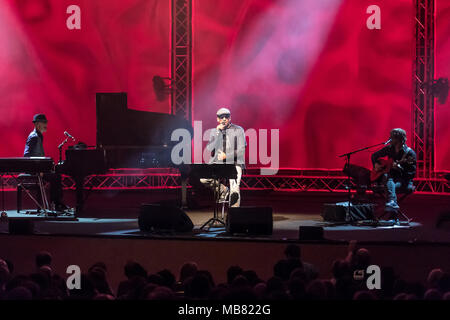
<box><xmin>16</xmin><ymin>174</ymin><xmax>42</xmax><ymax>213</ymax></box>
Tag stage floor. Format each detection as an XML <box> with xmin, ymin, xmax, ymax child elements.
<box><xmin>1</xmin><ymin>205</ymin><xmax>449</xmax><ymax>244</ymax></box>
<box><xmin>0</xmin><ymin>189</ymin><xmax>449</xmax><ymax>243</ymax></box>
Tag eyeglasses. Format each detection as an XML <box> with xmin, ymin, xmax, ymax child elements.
<box><xmin>218</xmin><ymin>114</ymin><xmax>230</xmax><ymax>119</ymax></box>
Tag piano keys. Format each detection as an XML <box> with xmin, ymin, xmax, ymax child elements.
<box><xmin>0</xmin><ymin>157</ymin><xmax>54</xmax><ymax>174</ymax></box>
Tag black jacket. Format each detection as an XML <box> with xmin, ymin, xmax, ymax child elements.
<box><xmin>24</xmin><ymin>129</ymin><xmax>45</xmax><ymax>157</ymax></box>
<box><xmin>207</xmin><ymin>123</ymin><xmax>246</xmax><ymax>168</ymax></box>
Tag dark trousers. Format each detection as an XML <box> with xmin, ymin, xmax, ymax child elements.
<box><xmin>43</xmin><ymin>173</ymin><xmax>63</xmax><ymax>205</ymax></box>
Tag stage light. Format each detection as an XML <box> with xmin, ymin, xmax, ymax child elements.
<box><xmin>431</xmin><ymin>78</ymin><xmax>449</xmax><ymax>105</ymax></box>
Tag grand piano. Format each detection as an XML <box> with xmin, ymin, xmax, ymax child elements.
<box><xmin>60</xmin><ymin>92</ymin><xmax>193</xmax><ymax>213</ymax></box>
<box><xmin>96</xmin><ymin>92</ymin><xmax>193</xmax><ymax>168</ymax></box>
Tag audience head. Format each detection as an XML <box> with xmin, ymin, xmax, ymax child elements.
<box><xmin>35</xmin><ymin>251</ymin><xmax>52</xmax><ymax>268</ymax></box>
<box><xmin>424</xmin><ymin>288</ymin><xmax>443</xmax><ymax>300</ymax></box>
<box><xmin>288</xmin><ymin>278</ymin><xmax>306</xmax><ymax>299</ymax></box>
<box><xmin>7</xmin><ymin>286</ymin><xmax>33</xmax><ymax>300</ymax></box>
<box><xmin>146</xmin><ymin>286</ymin><xmax>175</xmax><ymax>300</ymax></box>
<box><xmin>253</xmin><ymin>282</ymin><xmax>267</xmax><ymax>299</ymax></box>
<box><xmin>157</xmin><ymin>269</ymin><xmax>176</xmax><ymax>289</ymax></box>
<box><xmin>438</xmin><ymin>272</ymin><xmax>450</xmax><ymax>293</ymax></box>
<box><xmin>179</xmin><ymin>262</ymin><xmax>198</xmax><ymax>283</ymax></box>
<box><xmin>242</xmin><ymin>270</ymin><xmax>260</xmax><ymax>286</ymax></box>
<box><xmin>124</xmin><ymin>261</ymin><xmax>147</xmax><ymax>279</ymax></box>
<box><xmin>306</xmin><ymin>280</ymin><xmax>327</xmax><ymax>300</ymax></box>
<box><xmin>39</xmin><ymin>265</ymin><xmax>53</xmax><ymax>280</ymax></box>
<box><xmin>89</xmin><ymin>262</ymin><xmax>107</xmax><ymax>274</ymax></box>
<box><xmin>231</xmin><ymin>275</ymin><xmax>250</xmax><ymax>288</ymax></box>
<box><xmin>266</xmin><ymin>276</ymin><xmax>284</xmax><ymax>294</ymax></box>
<box><xmin>227</xmin><ymin>266</ymin><xmax>243</xmax><ymax>285</ymax></box>
<box><xmin>332</xmin><ymin>259</ymin><xmax>351</xmax><ymax>280</ymax></box>
<box><xmin>0</xmin><ymin>259</ymin><xmax>10</xmax><ymax>284</ymax></box>
<box><xmin>185</xmin><ymin>274</ymin><xmax>211</xmax><ymax>299</ymax></box>
<box><xmin>147</xmin><ymin>274</ymin><xmax>164</xmax><ymax>286</ymax></box>
<box><xmin>354</xmin><ymin>248</ymin><xmax>371</xmax><ymax>269</ymax></box>
<box><xmin>427</xmin><ymin>268</ymin><xmax>443</xmax><ymax>289</ymax></box>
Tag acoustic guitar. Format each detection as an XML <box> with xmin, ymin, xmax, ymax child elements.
<box><xmin>370</xmin><ymin>156</ymin><xmax>415</xmax><ymax>182</ymax></box>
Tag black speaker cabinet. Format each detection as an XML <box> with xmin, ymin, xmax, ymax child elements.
<box><xmin>226</xmin><ymin>206</ymin><xmax>273</xmax><ymax>235</ymax></box>
<box><xmin>298</xmin><ymin>226</ymin><xmax>324</xmax><ymax>240</ymax></box>
<box><xmin>139</xmin><ymin>204</ymin><xmax>193</xmax><ymax>232</ymax></box>
<box><xmin>9</xmin><ymin>219</ymin><xmax>35</xmax><ymax>235</ymax></box>
<box><xmin>322</xmin><ymin>202</ymin><xmax>375</xmax><ymax>222</ymax></box>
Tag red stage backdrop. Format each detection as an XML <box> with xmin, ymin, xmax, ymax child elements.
<box><xmin>0</xmin><ymin>0</ymin><xmax>170</xmax><ymax>161</ymax></box>
<box><xmin>2</xmin><ymin>0</ymin><xmax>441</xmax><ymax>171</ymax></box>
<box><xmin>436</xmin><ymin>1</ymin><xmax>450</xmax><ymax>171</ymax></box>
<box><xmin>193</xmin><ymin>0</ymin><xmax>413</xmax><ymax>169</ymax></box>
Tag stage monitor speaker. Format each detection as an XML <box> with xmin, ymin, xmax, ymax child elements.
<box><xmin>9</xmin><ymin>219</ymin><xmax>35</xmax><ymax>235</ymax></box>
<box><xmin>226</xmin><ymin>206</ymin><xmax>273</xmax><ymax>235</ymax></box>
<box><xmin>298</xmin><ymin>226</ymin><xmax>324</xmax><ymax>240</ymax></box>
<box><xmin>322</xmin><ymin>202</ymin><xmax>375</xmax><ymax>222</ymax></box>
<box><xmin>139</xmin><ymin>204</ymin><xmax>193</xmax><ymax>232</ymax></box>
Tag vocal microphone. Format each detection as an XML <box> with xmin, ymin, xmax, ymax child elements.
<box><xmin>384</xmin><ymin>138</ymin><xmax>392</xmax><ymax>145</ymax></box>
<box><xmin>64</xmin><ymin>131</ymin><xmax>76</xmax><ymax>141</ymax></box>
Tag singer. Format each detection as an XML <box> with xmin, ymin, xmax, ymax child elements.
<box><xmin>23</xmin><ymin>114</ymin><xmax>68</xmax><ymax>212</ymax></box>
<box><xmin>371</xmin><ymin>128</ymin><xmax>417</xmax><ymax>218</ymax></box>
<box><xmin>200</xmin><ymin>107</ymin><xmax>246</xmax><ymax>207</ymax></box>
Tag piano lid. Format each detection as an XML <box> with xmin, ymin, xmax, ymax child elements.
<box><xmin>96</xmin><ymin>92</ymin><xmax>193</xmax><ymax>148</ymax></box>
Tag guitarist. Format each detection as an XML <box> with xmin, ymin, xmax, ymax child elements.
<box><xmin>371</xmin><ymin>128</ymin><xmax>416</xmax><ymax>213</ymax></box>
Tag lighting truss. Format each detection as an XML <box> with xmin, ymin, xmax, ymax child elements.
<box><xmin>171</xmin><ymin>0</ymin><xmax>192</xmax><ymax>121</ymax></box>
<box><xmin>413</xmin><ymin>0</ymin><xmax>435</xmax><ymax>178</ymax></box>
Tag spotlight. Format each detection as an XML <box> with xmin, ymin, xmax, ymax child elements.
<box><xmin>430</xmin><ymin>77</ymin><xmax>449</xmax><ymax>105</ymax></box>
<box><xmin>153</xmin><ymin>75</ymin><xmax>173</xmax><ymax>101</ymax></box>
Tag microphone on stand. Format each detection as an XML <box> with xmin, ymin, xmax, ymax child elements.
<box><xmin>384</xmin><ymin>138</ymin><xmax>392</xmax><ymax>145</ymax></box>
<box><xmin>64</xmin><ymin>131</ymin><xmax>76</xmax><ymax>141</ymax></box>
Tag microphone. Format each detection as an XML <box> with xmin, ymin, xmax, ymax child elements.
<box><xmin>384</xmin><ymin>138</ymin><xmax>392</xmax><ymax>145</ymax></box>
<box><xmin>64</xmin><ymin>131</ymin><xmax>76</xmax><ymax>141</ymax></box>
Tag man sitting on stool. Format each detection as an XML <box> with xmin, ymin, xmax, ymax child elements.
<box><xmin>23</xmin><ymin>114</ymin><xmax>67</xmax><ymax>212</ymax></box>
<box><xmin>200</xmin><ymin>107</ymin><xmax>246</xmax><ymax>207</ymax></box>
<box><xmin>371</xmin><ymin>128</ymin><xmax>416</xmax><ymax>220</ymax></box>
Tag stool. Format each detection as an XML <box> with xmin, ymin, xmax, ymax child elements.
<box><xmin>16</xmin><ymin>174</ymin><xmax>49</xmax><ymax>214</ymax></box>
<box><xmin>373</xmin><ymin>184</ymin><xmax>415</xmax><ymax>224</ymax></box>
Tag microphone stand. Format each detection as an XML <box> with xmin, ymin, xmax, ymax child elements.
<box><xmin>338</xmin><ymin>141</ymin><xmax>387</xmax><ymax>223</ymax></box>
<box><xmin>58</xmin><ymin>137</ymin><xmax>70</xmax><ymax>165</ymax></box>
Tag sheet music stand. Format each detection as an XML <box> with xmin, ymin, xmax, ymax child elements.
<box><xmin>189</xmin><ymin>164</ymin><xmax>237</xmax><ymax>230</ymax></box>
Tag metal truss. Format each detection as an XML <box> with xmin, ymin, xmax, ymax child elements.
<box><xmin>60</xmin><ymin>171</ymin><xmax>450</xmax><ymax>194</ymax></box>
<box><xmin>171</xmin><ymin>0</ymin><xmax>192</xmax><ymax>121</ymax></box>
<box><xmin>61</xmin><ymin>173</ymin><xmax>182</xmax><ymax>190</ymax></box>
<box><xmin>413</xmin><ymin>0</ymin><xmax>435</xmax><ymax>178</ymax></box>
<box><xmin>1</xmin><ymin>170</ymin><xmax>448</xmax><ymax>194</ymax></box>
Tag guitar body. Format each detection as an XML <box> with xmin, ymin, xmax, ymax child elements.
<box><xmin>370</xmin><ymin>158</ymin><xmax>393</xmax><ymax>182</ymax></box>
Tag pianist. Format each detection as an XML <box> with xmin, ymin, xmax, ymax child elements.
<box><xmin>200</xmin><ymin>107</ymin><xmax>246</xmax><ymax>207</ymax></box>
<box><xmin>23</xmin><ymin>114</ymin><xmax>67</xmax><ymax>212</ymax></box>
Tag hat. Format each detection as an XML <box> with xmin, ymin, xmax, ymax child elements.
<box><xmin>216</xmin><ymin>107</ymin><xmax>231</xmax><ymax>116</ymax></box>
<box><xmin>32</xmin><ymin>114</ymin><xmax>47</xmax><ymax>123</ymax></box>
